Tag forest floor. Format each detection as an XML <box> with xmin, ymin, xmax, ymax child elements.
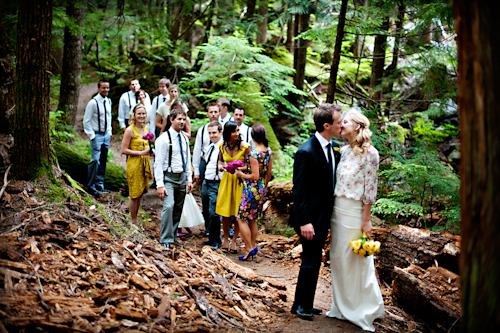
<box><xmin>72</xmin><ymin>83</ymin><xmax>370</xmax><ymax>333</ymax></box>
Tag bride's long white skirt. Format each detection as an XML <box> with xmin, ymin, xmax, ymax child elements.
<box><xmin>326</xmin><ymin>196</ymin><xmax>384</xmax><ymax>332</ymax></box>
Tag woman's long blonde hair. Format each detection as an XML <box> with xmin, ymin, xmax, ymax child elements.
<box><xmin>342</xmin><ymin>108</ymin><xmax>373</xmax><ymax>154</ymax></box>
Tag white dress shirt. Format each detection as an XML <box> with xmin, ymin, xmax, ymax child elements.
<box><xmin>315</xmin><ymin>131</ymin><xmax>336</xmax><ymax>180</ymax></box>
<box><xmin>203</xmin><ymin>139</ymin><xmax>224</xmax><ymax>181</ymax></box>
<box><xmin>238</xmin><ymin>122</ymin><xmax>255</xmax><ymax>149</ymax></box>
<box><xmin>83</xmin><ymin>94</ymin><xmax>112</xmax><ymax>140</ymax></box>
<box><xmin>219</xmin><ymin>113</ymin><xmax>233</xmax><ymax>127</ymax></box>
<box><xmin>154</xmin><ymin>127</ymin><xmax>192</xmax><ymax>187</ymax></box>
<box><xmin>192</xmin><ymin>123</ymin><xmax>211</xmax><ymax>176</ymax></box>
<box><xmin>118</xmin><ymin>90</ymin><xmax>151</xmax><ymax>129</ymax></box>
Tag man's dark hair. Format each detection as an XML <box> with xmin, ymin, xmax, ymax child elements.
<box><xmin>130</xmin><ymin>78</ymin><xmax>138</xmax><ymax>84</ymax></box>
<box><xmin>208</xmin><ymin>120</ymin><xmax>222</xmax><ymax>131</ymax></box>
<box><xmin>208</xmin><ymin>101</ymin><xmax>220</xmax><ymax>112</ymax></box>
<box><xmin>217</xmin><ymin>98</ymin><xmax>231</xmax><ymax>111</ymax></box>
<box><xmin>313</xmin><ymin>103</ymin><xmax>341</xmax><ymax>132</ymax></box>
<box><xmin>97</xmin><ymin>79</ymin><xmax>108</xmax><ymax>88</ymax></box>
<box><xmin>234</xmin><ymin>107</ymin><xmax>245</xmax><ymax>115</ymax></box>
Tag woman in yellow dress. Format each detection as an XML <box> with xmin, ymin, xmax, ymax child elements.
<box><xmin>121</xmin><ymin>104</ymin><xmax>154</xmax><ymax>225</ymax></box>
<box><xmin>216</xmin><ymin>121</ymin><xmax>251</xmax><ymax>253</ymax></box>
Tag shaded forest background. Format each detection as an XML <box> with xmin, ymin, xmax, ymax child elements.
<box><xmin>0</xmin><ymin>0</ymin><xmax>459</xmax><ymax>233</ymax></box>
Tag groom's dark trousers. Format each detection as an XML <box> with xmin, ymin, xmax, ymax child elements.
<box><xmin>291</xmin><ymin>134</ymin><xmax>340</xmax><ymax>312</ymax></box>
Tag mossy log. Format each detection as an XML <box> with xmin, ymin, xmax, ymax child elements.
<box><xmin>52</xmin><ymin>142</ymin><xmax>127</xmax><ymax>192</ymax></box>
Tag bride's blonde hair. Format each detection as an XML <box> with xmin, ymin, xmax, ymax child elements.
<box><xmin>342</xmin><ymin>108</ymin><xmax>373</xmax><ymax>154</ymax></box>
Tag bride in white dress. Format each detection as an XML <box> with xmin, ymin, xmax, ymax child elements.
<box><xmin>327</xmin><ymin>109</ymin><xmax>384</xmax><ymax>331</ymax></box>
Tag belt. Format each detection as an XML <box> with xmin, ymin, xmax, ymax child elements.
<box><xmin>164</xmin><ymin>171</ymin><xmax>184</xmax><ymax>175</ymax></box>
<box><xmin>94</xmin><ymin>131</ymin><xmax>106</xmax><ymax>135</ymax></box>
<box><xmin>205</xmin><ymin>179</ymin><xmax>220</xmax><ymax>183</ymax></box>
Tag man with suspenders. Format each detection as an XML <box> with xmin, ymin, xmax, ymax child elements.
<box><xmin>201</xmin><ymin>121</ymin><xmax>224</xmax><ymax>248</ymax></box>
<box><xmin>154</xmin><ymin>105</ymin><xmax>193</xmax><ymax>249</ymax></box>
<box><xmin>118</xmin><ymin>78</ymin><xmax>151</xmax><ymax>132</ymax></box>
<box><xmin>192</xmin><ymin>102</ymin><xmax>221</xmax><ymax>236</ymax></box>
<box><xmin>149</xmin><ymin>78</ymin><xmax>171</xmax><ymax>139</ymax></box>
<box><xmin>82</xmin><ymin>79</ymin><xmax>112</xmax><ymax>196</ymax></box>
<box><xmin>233</xmin><ymin>107</ymin><xmax>254</xmax><ymax>149</ymax></box>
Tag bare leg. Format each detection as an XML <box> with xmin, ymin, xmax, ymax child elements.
<box><xmin>222</xmin><ymin>217</ymin><xmax>231</xmax><ymax>249</ymax></box>
<box><xmin>129</xmin><ymin>196</ymin><xmax>140</xmax><ymax>224</ymax></box>
<box><xmin>237</xmin><ymin>218</ymin><xmax>253</xmax><ymax>255</ymax></box>
<box><xmin>230</xmin><ymin>220</ymin><xmax>240</xmax><ymax>252</ymax></box>
<box><xmin>248</xmin><ymin>219</ymin><xmax>258</xmax><ymax>250</ymax></box>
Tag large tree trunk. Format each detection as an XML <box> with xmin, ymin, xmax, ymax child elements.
<box><xmin>58</xmin><ymin>0</ymin><xmax>86</xmax><ymax>126</ymax></box>
<box><xmin>326</xmin><ymin>0</ymin><xmax>348</xmax><ymax>103</ymax></box>
<box><xmin>454</xmin><ymin>0</ymin><xmax>500</xmax><ymax>331</ymax></box>
<box><xmin>0</xmin><ymin>0</ymin><xmax>15</xmax><ymax>134</ymax></box>
<box><xmin>12</xmin><ymin>0</ymin><xmax>52</xmax><ymax>180</ymax></box>
<box><xmin>286</xmin><ymin>16</ymin><xmax>294</xmax><ymax>53</ymax></box>
<box><xmin>293</xmin><ymin>11</ymin><xmax>311</xmax><ymax>97</ymax></box>
<box><xmin>245</xmin><ymin>0</ymin><xmax>257</xmax><ymax>20</ymax></box>
<box><xmin>193</xmin><ymin>0</ymin><xmax>215</xmax><ymax>73</ymax></box>
<box><xmin>256</xmin><ymin>0</ymin><xmax>269</xmax><ymax>44</ymax></box>
<box><xmin>368</xmin><ymin>18</ymin><xmax>389</xmax><ymax>110</ymax></box>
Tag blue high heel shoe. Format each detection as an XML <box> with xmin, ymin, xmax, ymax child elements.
<box><xmin>239</xmin><ymin>253</ymin><xmax>254</xmax><ymax>262</ymax></box>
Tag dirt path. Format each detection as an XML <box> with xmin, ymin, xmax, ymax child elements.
<box><xmin>77</xmin><ymin>83</ymin><xmax>378</xmax><ymax>332</ymax></box>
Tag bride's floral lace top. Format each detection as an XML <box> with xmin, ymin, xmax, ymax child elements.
<box><xmin>334</xmin><ymin>145</ymin><xmax>379</xmax><ymax>205</ymax></box>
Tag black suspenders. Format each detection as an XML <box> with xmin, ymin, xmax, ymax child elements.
<box><xmin>93</xmin><ymin>98</ymin><xmax>107</xmax><ymax>133</ymax></box>
<box><xmin>165</xmin><ymin>130</ymin><xmax>187</xmax><ymax>172</ymax></box>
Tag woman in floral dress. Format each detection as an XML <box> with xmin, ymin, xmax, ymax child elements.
<box><xmin>235</xmin><ymin>124</ymin><xmax>273</xmax><ymax>261</ymax></box>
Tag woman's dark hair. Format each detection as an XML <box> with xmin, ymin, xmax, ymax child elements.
<box><xmin>165</xmin><ymin>98</ymin><xmax>186</xmax><ymax>131</ymax></box>
<box><xmin>222</xmin><ymin>120</ymin><xmax>241</xmax><ymax>148</ymax></box>
<box><xmin>251</xmin><ymin>123</ymin><xmax>269</xmax><ymax>147</ymax></box>
<box><xmin>135</xmin><ymin>89</ymin><xmax>145</xmax><ymax>101</ymax></box>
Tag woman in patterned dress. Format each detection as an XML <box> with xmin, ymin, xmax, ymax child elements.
<box><xmin>235</xmin><ymin>124</ymin><xmax>273</xmax><ymax>261</ymax></box>
<box><xmin>326</xmin><ymin>109</ymin><xmax>384</xmax><ymax>331</ymax></box>
<box><xmin>121</xmin><ymin>104</ymin><xmax>154</xmax><ymax>225</ymax></box>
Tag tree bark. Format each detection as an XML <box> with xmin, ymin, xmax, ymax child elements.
<box><xmin>368</xmin><ymin>18</ymin><xmax>389</xmax><ymax>110</ymax></box>
<box><xmin>256</xmin><ymin>0</ymin><xmax>269</xmax><ymax>44</ymax></box>
<box><xmin>286</xmin><ymin>16</ymin><xmax>294</xmax><ymax>53</ymax></box>
<box><xmin>454</xmin><ymin>0</ymin><xmax>500</xmax><ymax>331</ymax></box>
<box><xmin>326</xmin><ymin>0</ymin><xmax>348</xmax><ymax>103</ymax></box>
<box><xmin>0</xmin><ymin>0</ymin><xmax>15</xmax><ymax>134</ymax></box>
<box><xmin>58</xmin><ymin>0</ymin><xmax>86</xmax><ymax>126</ymax></box>
<box><xmin>293</xmin><ymin>11</ymin><xmax>311</xmax><ymax>94</ymax></box>
<box><xmin>245</xmin><ymin>0</ymin><xmax>257</xmax><ymax>20</ymax></box>
<box><xmin>12</xmin><ymin>0</ymin><xmax>53</xmax><ymax>180</ymax></box>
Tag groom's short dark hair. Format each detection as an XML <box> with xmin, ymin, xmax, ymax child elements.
<box><xmin>314</xmin><ymin>103</ymin><xmax>341</xmax><ymax>132</ymax></box>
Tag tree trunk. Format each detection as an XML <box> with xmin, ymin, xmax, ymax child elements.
<box><xmin>293</xmin><ymin>11</ymin><xmax>311</xmax><ymax>94</ymax></box>
<box><xmin>0</xmin><ymin>0</ymin><xmax>15</xmax><ymax>134</ymax></box>
<box><xmin>352</xmin><ymin>0</ymin><xmax>367</xmax><ymax>58</ymax></box>
<box><xmin>256</xmin><ymin>0</ymin><xmax>268</xmax><ymax>44</ymax></box>
<box><xmin>286</xmin><ymin>15</ymin><xmax>294</xmax><ymax>53</ymax></box>
<box><xmin>12</xmin><ymin>0</ymin><xmax>52</xmax><ymax>180</ymax></box>
<box><xmin>368</xmin><ymin>18</ymin><xmax>389</xmax><ymax>110</ymax></box>
<box><xmin>245</xmin><ymin>0</ymin><xmax>257</xmax><ymax>20</ymax></box>
<box><xmin>193</xmin><ymin>0</ymin><xmax>215</xmax><ymax>73</ymax></box>
<box><xmin>454</xmin><ymin>0</ymin><xmax>500</xmax><ymax>331</ymax></box>
<box><xmin>58</xmin><ymin>0</ymin><xmax>86</xmax><ymax>126</ymax></box>
<box><xmin>384</xmin><ymin>2</ymin><xmax>405</xmax><ymax>116</ymax></box>
<box><xmin>326</xmin><ymin>0</ymin><xmax>348</xmax><ymax>103</ymax></box>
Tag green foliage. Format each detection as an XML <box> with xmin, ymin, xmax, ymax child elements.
<box><xmin>49</xmin><ymin>111</ymin><xmax>75</xmax><ymax>143</ymax></box>
<box><xmin>181</xmin><ymin>36</ymin><xmax>307</xmax><ymax>117</ymax></box>
<box><xmin>374</xmin><ymin>145</ymin><xmax>460</xmax><ymax>228</ymax></box>
<box><xmin>413</xmin><ymin>117</ymin><xmax>458</xmax><ymax>146</ymax></box>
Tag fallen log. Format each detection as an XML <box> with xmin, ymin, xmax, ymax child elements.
<box><xmin>392</xmin><ymin>264</ymin><xmax>461</xmax><ymax>332</ymax></box>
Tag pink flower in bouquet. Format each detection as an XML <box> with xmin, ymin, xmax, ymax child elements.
<box><xmin>225</xmin><ymin>160</ymin><xmax>244</xmax><ymax>174</ymax></box>
<box><xmin>142</xmin><ymin>133</ymin><xmax>154</xmax><ymax>140</ymax></box>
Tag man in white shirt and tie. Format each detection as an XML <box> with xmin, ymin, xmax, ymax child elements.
<box><xmin>217</xmin><ymin>98</ymin><xmax>233</xmax><ymax>126</ymax></box>
<box><xmin>118</xmin><ymin>78</ymin><xmax>151</xmax><ymax>132</ymax></box>
<box><xmin>233</xmin><ymin>106</ymin><xmax>254</xmax><ymax>149</ymax></box>
<box><xmin>83</xmin><ymin>79</ymin><xmax>112</xmax><ymax>196</ymax></box>
<box><xmin>193</xmin><ymin>102</ymin><xmax>220</xmax><ymax>184</ymax></box>
<box><xmin>154</xmin><ymin>103</ymin><xmax>193</xmax><ymax>249</ymax></box>
<box><xmin>200</xmin><ymin>121</ymin><xmax>224</xmax><ymax>248</ymax></box>
<box><xmin>149</xmin><ymin>78</ymin><xmax>170</xmax><ymax>138</ymax></box>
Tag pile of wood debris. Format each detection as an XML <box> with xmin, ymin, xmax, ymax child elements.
<box><xmin>0</xmin><ymin>181</ymin><xmax>289</xmax><ymax>333</ymax></box>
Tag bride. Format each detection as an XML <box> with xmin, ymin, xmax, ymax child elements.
<box><xmin>327</xmin><ymin>109</ymin><xmax>384</xmax><ymax>331</ymax></box>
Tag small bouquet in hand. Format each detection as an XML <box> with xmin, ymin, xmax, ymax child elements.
<box><xmin>350</xmin><ymin>232</ymin><xmax>381</xmax><ymax>257</ymax></box>
<box><xmin>225</xmin><ymin>160</ymin><xmax>244</xmax><ymax>174</ymax></box>
<box><xmin>142</xmin><ymin>133</ymin><xmax>155</xmax><ymax>155</ymax></box>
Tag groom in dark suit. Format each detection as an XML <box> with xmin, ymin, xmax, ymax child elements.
<box><xmin>291</xmin><ymin>103</ymin><xmax>342</xmax><ymax>320</ymax></box>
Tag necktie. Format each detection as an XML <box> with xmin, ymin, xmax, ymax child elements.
<box><xmin>179</xmin><ymin>133</ymin><xmax>186</xmax><ymax>172</ymax></box>
<box><xmin>327</xmin><ymin>143</ymin><xmax>333</xmax><ymax>188</ymax></box>
<box><xmin>103</xmin><ymin>99</ymin><xmax>107</xmax><ymax>133</ymax></box>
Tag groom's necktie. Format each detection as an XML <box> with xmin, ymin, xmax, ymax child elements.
<box><xmin>327</xmin><ymin>143</ymin><xmax>334</xmax><ymax>189</ymax></box>
<box><xmin>178</xmin><ymin>133</ymin><xmax>186</xmax><ymax>172</ymax></box>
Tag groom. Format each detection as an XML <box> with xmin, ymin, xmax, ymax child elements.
<box><xmin>291</xmin><ymin>103</ymin><xmax>342</xmax><ymax>320</ymax></box>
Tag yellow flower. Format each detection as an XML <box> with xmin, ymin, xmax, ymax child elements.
<box><xmin>362</xmin><ymin>241</ymin><xmax>372</xmax><ymax>251</ymax></box>
<box><xmin>358</xmin><ymin>249</ymin><xmax>367</xmax><ymax>257</ymax></box>
<box><xmin>334</xmin><ymin>147</ymin><xmax>340</xmax><ymax>152</ymax></box>
<box><xmin>373</xmin><ymin>241</ymin><xmax>381</xmax><ymax>252</ymax></box>
<box><xmin>350</xmin><ymin>240</ymin><xmax>362</xmax><ymax>251</ymax></box>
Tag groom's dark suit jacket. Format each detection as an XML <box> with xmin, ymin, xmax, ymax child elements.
<box><xmin>291</xmin><ymin>134</ymin><xmax>340</xmax><ymax>240</ymax></box>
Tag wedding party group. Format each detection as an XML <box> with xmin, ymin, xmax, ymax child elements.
<box><xmin>83</xmin><ymin>78</ymin><xmax>383</xmax><ymax>331</ymax></box>
<box><xmin>82</xmin><ymin>77</ymin><xmax>272</xmax><ymax>263</ymax></box>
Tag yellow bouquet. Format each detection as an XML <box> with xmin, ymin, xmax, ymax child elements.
<box><xmin>349</xmin><ymin>232</ymin><xmax>381</xmax><ymax>257</ymax></box>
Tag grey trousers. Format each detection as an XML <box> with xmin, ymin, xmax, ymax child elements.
<box><xmin>160</xmin><ymin>172</ymin><xmax>187</xmax><ymax>244</ymax></box>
